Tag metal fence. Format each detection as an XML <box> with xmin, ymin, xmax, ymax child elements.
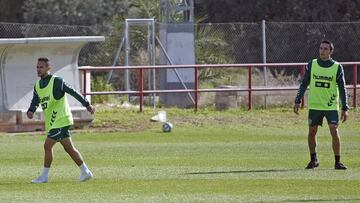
<box><xmin>79</xmin><ymin>63</ymin><xmax>360</xmax><ymax>111</ymax></box>
<box><xmin>2</xmin><ymin>21</ymin><xmax>360</xmax><ymax>64</ymax></box>
<box><xmin>1</xmin><ymin>21</ymin><xmax>359</xmax><ymax>107</ymax></box>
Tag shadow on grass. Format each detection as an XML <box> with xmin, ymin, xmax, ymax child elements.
<box><xmin>185</xmin><ymin>169</ymin><xmax>300</xmax><ymax>175</ymax></box>
<box><xmin>283</xmin><ymin>198</ymin><xmax>360</xmax><ymax>202</ymax></box>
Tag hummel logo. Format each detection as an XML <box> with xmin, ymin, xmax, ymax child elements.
<box><xmin>50</xmin><ymin>111</ymin><xmax>57</xmax><ymax>126</ymax></box>
<box><xmin>327</xmin><ymin>94</ymin><xmax>336</xmax><ymax>106</ymax></box>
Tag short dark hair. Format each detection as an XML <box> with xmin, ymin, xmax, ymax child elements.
<box><xmin>321</xmin><ymin>40</ymin><xmax>334</xmax><ymax>51</ymax></box>
<box><xmin>38</xmin><ymin>57</ymin><xmax>50</xmax><ymax>67</ymax></box>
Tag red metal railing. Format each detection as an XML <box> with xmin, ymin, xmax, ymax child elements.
<box><xmin>79</xmin><ymin>62</ymin><xmax>360</xmax><ymax>112</ymax></box>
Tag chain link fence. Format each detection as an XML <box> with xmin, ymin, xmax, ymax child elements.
<box><xmin>1</xmin><ymin>21</ymin><xmax>359</xmax><ymax>107</ymax></box>
<box><xmin>2</xmin><ymin>21</ymin><xmax>359</xmax><ymax>66</ymax></box>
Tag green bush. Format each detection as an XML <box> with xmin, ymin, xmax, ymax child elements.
<box><xmin>91</xmin><ymin>75</ymin><xmax>116</xmax><ymax>104</ymax></box>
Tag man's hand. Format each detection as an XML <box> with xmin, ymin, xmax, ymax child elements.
<box><xmin>27</xmin><ymin>111</ymin><xmax>34</xmax><ymax>119</ymax></box>
<box><xmin>341</xmin><ymin>110</ymin><xmax>348</xmax><ymax>123</ymax></box>
<box><xmin>293</xmin><ymin>103</ymin><xmax>300</xmax><ymax>115</ymax></box>
<box><xmin>86</xmin><ymin>105</ymin><xmax>95</xmax><ymax>114</ymax></box>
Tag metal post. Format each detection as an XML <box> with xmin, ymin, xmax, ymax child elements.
<box><xmin>262</xmin><ymin>20</ymin><xmax>268</xmax><ymax>108</ymax></box>
<box><xmin>189</xmin><ymin>0</ymin><xmax>194</xmax><ymax>22</ymax></box>
<box><xmin>248</xmin><ymin>66</ymin><xmax>252</xmax><ymax>110</ymax></box>
<box><xmin>151</xmin><ymin>20</ymin><xmax>156</xmax><ymax>107</ymax></box>
<box><xmin>353</xmin><ymin>64</ymin><xmax>357</xmax><ymax>108</ymax></box>
<box><xmin>139</xmin><ymin>68</ymin><xmax>144</xmax><ymax>112</ymax></box>
<box><xmin>160</xmin><ymin>0</ymin><xmax>193</xmax><ymax>23</ymax></box>
<box><xmin>300</xmin><ymin>65</ymin><xmax>305</xmax><ymax>108</ymax></box>
<box><xmin>124</xmin><ymin>21</ymin><xmax>130</xmax><ymax>92</ymax></box>
<box><xmin>159</xmin><ymin>0</ymin><xmax>163</xmax><ymax>22</ymax></box>
<box><xmin>147</xmin><ymin>23</ymin><xmax>152</xmax><ymax>103</ymax></box>
<box><xmin>166</xmin><ymin>0</ymin><xmax>171</xmax><ymax>23</ymax></box>
<box><xmin>194</xmin><ymin>66</ymin><xmax>198</xmax><ymax>112</ymax></box>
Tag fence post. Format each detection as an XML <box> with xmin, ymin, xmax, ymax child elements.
<box><xmin>248</xmin><ymin>66</ymin><xmax>252</xmax><ymax>110</ymax></box>
<box><xmin>262</xmin><ymin>20</ymin><xmax>268</xmax><ymax>109</ymax></box>
<box><xmin>139</xmin><ymin>68</ymin><xmax>144</xmax><ymax>112</ymax></box>
<box><xmin>353</xmin><ymin>64</ymin><xmax>357</xmax><ymax>108</ymax></box>
<box><xmin>194</xmin><ymin>66</ymin><xmax>198</xmax><ymax>112</ymax></box>
<box><xmin>300</xmin><ymin>65</ymin><xmax>305</xmax><ymax>108</ymax></box>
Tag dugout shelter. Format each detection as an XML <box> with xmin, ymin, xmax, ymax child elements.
<box><xmin>0</xmin><ymin>36</ymin><xmax>104</xmax><ymax>132</ymax></box>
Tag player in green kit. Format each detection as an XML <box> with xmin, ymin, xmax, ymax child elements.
<box><xmin>27</xmin><ymin>57</ymin><xmax>95</xmax><ymax>183</ymax></box>
<box><xmin>294</xmin><ymin>40</ymin><xmax>349</xmax><ymax>170</ymax></box>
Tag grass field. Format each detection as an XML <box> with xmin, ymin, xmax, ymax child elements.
<box><xmin>1</xmin><ymin>107</ymin><xmax>360</xmax><ymax>202</ymax></box>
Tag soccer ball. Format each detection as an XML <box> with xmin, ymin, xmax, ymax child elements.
<box><xmin>162</xmin><ymin>122</ymin><xmax>173</xmax><ymax>132</ymax></box>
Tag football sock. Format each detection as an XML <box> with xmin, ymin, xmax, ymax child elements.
<box><xmin>310</xmin><ymin>153</ymin><xmax>317</xmax><ymax>161</ymax></box>
<box><xmin>335</xmin><ymin>155</ymin><xmax>340</xmax><ymax>164</ymax></box>
<box><xmin>42</xmin><ymin>167</ymin><xmax>50</xmax><ymax>177</ymax></box>
<box><xmin>80</xmin><ymin>163</ymin><xmax>90</xmax><ymax>173</ymax></box>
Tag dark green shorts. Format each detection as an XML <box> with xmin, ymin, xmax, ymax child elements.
<box><xmin>308</xmin><ymin>109</ymin><xmax>339</xmax><ymax>126</ymax></box>
<box><xmin>47</xmin><ymin>126</ymin><xmax>71</xmax><ymax>141</ymax></box>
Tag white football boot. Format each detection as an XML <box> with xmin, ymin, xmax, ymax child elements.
<box><xmin>31</xmin><ymin>176</ymin><xmax>48</xmax><ymax>183</ymax></box>
<box><xmin>79</xmin><ymin>171</ymin><xmax>93</xmax><ymax>182</ymax></box>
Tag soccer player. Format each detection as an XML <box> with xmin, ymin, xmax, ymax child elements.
<box><xmin>27</xmin><ymin>57</ymin><xmax>95</xmax><ymax>183</ymax></box>
<box><xmin>294</xmin><ymin>40</ymin><xmax>349</xmax><ymax>170</ymax></box>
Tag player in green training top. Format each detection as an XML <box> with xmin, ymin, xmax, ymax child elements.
<box><xmin>294</xmin><ymin>40</ymin><xmax>349</xmax><ymax>170</ymax></box>
<box><xmin>27</xmin><ymin>57</ymin><xmax>95</xmax><ymax>183</ymax></box>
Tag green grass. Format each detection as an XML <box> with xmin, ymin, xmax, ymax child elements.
<box><xmin>1</xmin><ymin>107</ymin><xmax>360</xmax><ymax>202</ymax></box>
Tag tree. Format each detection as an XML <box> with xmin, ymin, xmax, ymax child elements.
<box><xmin>0</xmin><ymin>0</ymin><xmax>25</xmax><ymax>23</ymax></box>
<box><xmin>129</xmin><ymin>0</ymin><xmax>160</xmax><ymax>19</ymax></box>
<box><xmin>195</xmin><ymin>24</ymin><xmax>235</xmax><ymax>84</ymax></box>
<box><xmin>23</xmin><ymin>0</ymin><xmax>131</xmax><ymax>25</ymax></box>
<box><xmin>195</xmin><ymin>0</ymin><xmax>360</xmax><ymax>22</ymax></box>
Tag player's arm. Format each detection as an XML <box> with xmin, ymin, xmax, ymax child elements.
<box><xmin>293</xmin><ymin>62</ymin><xmax>311</xmax><ymax>114</ymax></box>
<box><xmin>27</xmin><ymin>86</ymin><xmax>40</xmax><ymax>119</ymax></box>
<box><xmin>56</xmin><ymin>77</ymin><xmax>95</xmax><ymax>114</ymax></box>
<box><xmin>336</xmin><ymin>64</ymin><xmax>349</xmax><ymax>122</ymax></box>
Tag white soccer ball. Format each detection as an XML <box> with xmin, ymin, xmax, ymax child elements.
<box><xmin>162</xmin><ymin>122</ymin><xmax>173</xmax><ymax>132</ymax></box>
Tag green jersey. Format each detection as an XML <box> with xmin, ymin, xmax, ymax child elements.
<box><xmin>308</xmin><ymin>59</ymin><xmax>339</xmax><ymax>110</ymax></box>
<box><xmin>35</xmin><ymin>75</ymin><xmax>73</xmax><ymax>132</ymax></box>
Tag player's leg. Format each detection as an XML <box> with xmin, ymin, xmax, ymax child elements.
<box><xmin>326</xmin><ymin>111</ymin><xmax>347</xmax><ymax>169</ymax></box>
<box><xmin>305</xmin><ymin>125</ymin><xmax>320</xmax><ymax>169</ymax></box>
<box><xmin>60</xmin><ymin>135</ymin><xmax>93</xmax><ymax>181</ymax></box>
<box><xmin>329</xmin><ymin>124</ymin><xmax>347</xmax><ymax>169</ymax></box>
<box><xmin>60</xmin><ymin>137</ymin><xmax>84</xmax><ymax>166</ymax></box>
<box><xmin>31</xmin><ymin>138</ymin><xmax>57</xmax><ymax>183</ymax></box>
<box><xmin>329</xmin><ymin>124</ymin><xmax>340</xmax><ymax>156</ymax></box>
<box><xmin>44</xmin><ymin>137</ymin><xmax>57</xmax><ymax>167</ymax></box>
<box><xmin>305</xmin><ymin>110</ymin><xmax>322</xmax><ymax>169</ymax></box>
<box><xmin>308</xmin><ymin>125</ymin><xmax>318</xmax><ymax>154</ymax></box>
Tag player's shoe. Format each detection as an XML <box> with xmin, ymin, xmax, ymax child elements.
<box><xmin>79</xmin><ymin>171</ymin><xmax>93</xmax><ymax>182</ymax></box>
<box><xmin>335</xmin><ymin>162</ymin><xmax>347</xmax><ymax>170</ymax></box>
<box><xmin>31</xmin><ymin>176</ymin><xmax>48</xmax><ymax>183</ymax></box>
<box><xmin>305</xmin><ymin>160</ymin><xmax>319</xmax><ymax>169</ymax></box>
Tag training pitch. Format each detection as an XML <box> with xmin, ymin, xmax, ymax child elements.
<box><xmin>0</xmin><ymin>108</ymin><xmax>359</xmax><ymax>202</ymax></box>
